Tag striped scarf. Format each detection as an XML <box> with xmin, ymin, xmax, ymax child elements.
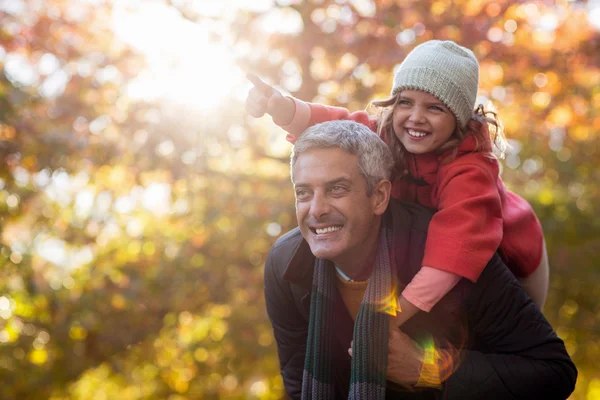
<box><xmin>301</xmin><ymin>223</ymin><xmax>396</xmax><ymax>399</ymax></box>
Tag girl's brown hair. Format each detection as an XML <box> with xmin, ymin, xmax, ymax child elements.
<box><xmin>371</xmin><ymin>92</ymin><xmax>507</xmax><ymax>176</ymax></box>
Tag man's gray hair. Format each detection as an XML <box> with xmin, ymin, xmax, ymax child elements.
<box><xmin>291</xmin><ymin>120</ymin><xmax>394</xmax><ymax>195</ymax></box>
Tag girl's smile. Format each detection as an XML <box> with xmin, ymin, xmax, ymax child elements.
<box><xmin>393</xmin><ymin>90</ymin><xmax>457</xmax><ymax>154</ymax></box>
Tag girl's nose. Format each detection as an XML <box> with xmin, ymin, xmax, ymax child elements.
<box><xmin>409</xmin><ymin>107</ymin><xmax>426</xmax><ymax>123</ymax></box>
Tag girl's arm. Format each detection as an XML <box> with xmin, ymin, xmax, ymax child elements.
<box><xmin>245</xmin><ymin>75</ymin><xmax>378</xmax><ymax>141</ymax></box>
<box><xmin>394</xmin><ymin>156</ymin><xmax>504</xmax><ymax>327</ymax></box>
<box><xmin>422</xmin><ymin>156</ymin><xmax>504</xmax><ymax>282</ymax></box>
<box><xmin>279</xmin><ymin>98</ymin><xmax>377</xmax><ymax>143</ymax></box>
<box><xmin>394</xmin><ymin>267</ymin><xmax>462</xmax><ymax>327</ymax></box>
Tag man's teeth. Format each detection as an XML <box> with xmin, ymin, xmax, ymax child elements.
<box><xmin>407</xmin><ymin>129</ymin><xmax>427</xmax><ymax>137</ymax></box>
<box><xmin>315</xmin><ymin>226</ymin><xmax>342</xmax><ymax>234</ymax></box>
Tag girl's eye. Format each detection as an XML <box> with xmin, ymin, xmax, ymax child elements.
<box><xmin>430</xmin><ymin>105</ymin><xmax>445</xmax><ymax>112</ymax></box>
<box><xmin>398</xmin><ymin>100</ymin><xmax>411</xmax><ymax>106</ymax></box>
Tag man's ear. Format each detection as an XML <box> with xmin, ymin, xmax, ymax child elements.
<box><xmin>372</xmin><ymin>179</ymin><xmax>392</xmax><ymax>216</ymax></box>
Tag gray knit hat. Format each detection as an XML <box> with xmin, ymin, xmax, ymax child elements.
<box><xmin>391</xmin><ymin>40</ymin><xmax>479</xmax><ymax>128</ymax></box>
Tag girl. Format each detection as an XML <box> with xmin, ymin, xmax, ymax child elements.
<box><xmin>246</xmin><ymin>40</ymin><xmax>549</xmax><ymax>329</ymax></box>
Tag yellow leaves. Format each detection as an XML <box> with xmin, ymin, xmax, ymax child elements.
<box><xmin>258</xmin><ymin>331</ymin><xmax>273</xmax><ymax>347</ymax></box>
<box><xmin>480</xmin><ymin>62</ymin><xmax>504</xmax><ymax>85</ymax></box>
<box><xmin>175</xmin><ymin>308</ymin><xmax>231</xmax><ymax>347</ymax></box>
<box><xmin>571</xmin><ymin>96</ymin><xmax>589</xmax><ymax>117</ymax></box>
<box><xmin>190</xmin><ymin>253</ymin><xmax>206</xmax><ymax>267</ymax></box>
<box><xmin>108</xmin><ymin>166</ymin><xmax>128</xmax><ymax>187</ymax></box>
<box><xmin>587</xmin><ymin>380</ymin><xmax>600</xmax><ymax>400</ymax></box>
<box><xmin>310</xmin><ymin>56</ymin><xmax>333</xmax><ymax>81</ymax></box>
<box><xmin>486</xmin><ymin>3</ymin><xmax>502</xmax><ymax>17</ymax></box>
<box><xmin>62</xmin><ymin>364</ymin><xmax>124</xmax><ymax>399</ymax></box>
<box><xmin>95</xmin><ymin>165</ymin><xmax>137</xmax><ymax>193</ymax></box>
<box><xmin>69</xmin><ymin>324</ymin><xmax>88</xmax><ymax>340</ymax></box>
<box><xmin>210</xmin><ymin>305</ymin><xmax>232</xmax><ymax>319</ymax></box>
<box><xmin>194</xmin><ymin>348</ymin><xmax>209</xmax><ymax>362</ymax></box>
<box><xmin>556</xmin><ymin>148</ymin><xmax>572</xmax><ymax>162</ymax></box>
<box><xmin>548</xmin><ymin>105</ymin><xmax>573</xmax><ymax>127</ymax></box>
<box><xmin>127</xmin><ymin>241</ymin><xmax>141</xmax><ymax>257</ymax></box>
<box><xmin>559</xmin><ymin>300</ymin><xmax>579</xmax><ymax>320</ymax></box>
<box><xmin>570</xmin><ymin>126</ymin><xmax>593</xmax><ymax>142</ymax></box>
<box><xmin>496</xmin><ymin>107</ymin><xmax>520</xmax><ymax>135</ymax></box>
<box><xmin>138</xmin><ymin>170</ymin><xmax>173</xmax><ymax>188</ymax></box>
<box><xmin>592</xmin><ymin>93</ymin><xmax>600</xmax><ymax>109</ymax></box>
<box><xmin>222</xmin><ymin>374</ymin><xmax>239</xmax><ymax>391</ymax></box>
<box><xmin>1</xmin><ymin>322</ymin><xmax>21</xmax><ymax>343</ymax></box>
<box><xmin>338</xmin><ymin>53</ymin><xmax>358</xmax><ymax>73</ymax></box>
<box><xmin>210</xmin><ymin>320</ymin><xmax>228</xmax><ymax>342</ymax></box>
<box><xmin>532</xmin><ymin>92</ymin><xmax>551</xmax><ymax>109</ymax></box>
<box><xmin>537</xmin><ymin>188</ymin><xmax>554</xmax><ymax>206</ymax></box>
<box><xmin>540</xmin><ymin>71</ymin><xmax>561</xmax><ymax>95</ymax></box>
<box><xmin>216</xmin><ymin>216</ymin><xmax>232</xmax><ymax>233</ymax></box>
<box><xmin>252</xmin><ymin>159</ymin><xmax>290</xmax><ymax>179</ymax></box>
<box><xmin>430</xmin><ymin>1</ymin><xmax>448</xmax><ymax>16</ymax></box>
<box><xmin>12</xmin><ymin>297</ymin><xmax>34</xmax><ymax>319</ymax></box>
<box><xmin>532</xmin><ymin>30</ymin><xmax>555</xmax><ymax>47</ymax></box>
<box><xmin>108</xmin><ymin>269</ymin><xmax>128</xmax><ymax>287</ymax></box>
<box><xmin>0</xmin><ymin>123</ymin><xmax>16</xmax><ymax>139</ymax></box>
<box><xmin>172</xmin><ymin>378</ymin><xmax>189</xmax><ymax>394</ymax></box>
<box><xmin>439</xmin><ymin>25</ymin><xmax>461</xmax><ymax>42</ymax></box>
<box><xmin>111</xmin><ymin>294</ymin><xmax>127</xmax><ymax>310</ymax></box>
<box><xmin>573</xmin><ymin>67</ymin><xmax>600</xmax><ymax>88</ymax></box>
<box><xmin>192</xmin><ymin>234</ymin><xmax>207</xmax><ymax>249</ymax></box>
<box><xmin>250</xmin><ymin>380</ymin><xmax>268</xmax><ymax>397</ymax></box>
<box><xmin>28</xmin><ymin>348</ymin><xmax>48</xmax><ymax>365</ymax></box>
<box><xmin>142</xmin><ymin>241</ymin><xmax>155</xmax><ymax>256</ymax></box>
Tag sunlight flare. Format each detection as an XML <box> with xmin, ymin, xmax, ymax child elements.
<box><xmin>112</xmin><ymin>1</ymin><xmax>242</xmax><ymax>110</ymax></box>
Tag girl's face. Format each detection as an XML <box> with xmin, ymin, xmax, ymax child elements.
<box><xmin>392</xmin><ymin>90</ymin><xmax>457</xmax><ymax>155</ymax></box>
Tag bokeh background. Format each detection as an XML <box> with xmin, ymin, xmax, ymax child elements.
<box><xmin>0</xmin><ymin>0</ymin><xmax>598</xmax><ymax>398</ymax></box>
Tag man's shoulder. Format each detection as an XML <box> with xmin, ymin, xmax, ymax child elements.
<box><xmin>272</xmin><ymin>227</ymin><xmax>303</xmax><ymax>250</ymax></box>
<box><xmin>388</xmin><ymin>198</ymin><xmax>434</xmax><ymax>234</ymax></box>
<box><xmin>267</xmin><ymin>227</ymin><xmax>304</xmax><ymax>274</ymax></box>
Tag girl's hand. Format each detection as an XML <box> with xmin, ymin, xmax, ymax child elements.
<box><xmin>245</xmin><ymin>74</ymin><xmax>295</xmax><ymax>126</ymax></box>
<box><xmin>348</xmin><ymin>324</ymin><xmax>425</xmax><ymax>386</ymax></box>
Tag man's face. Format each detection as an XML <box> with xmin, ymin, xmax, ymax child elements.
<box><xmin>292</xmin><ymin>147</ymin><xmax>385</xmax><ymax>267</ymax></box>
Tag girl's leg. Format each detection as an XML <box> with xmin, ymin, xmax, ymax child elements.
<box><xmin>518</xmin><ymin>239</ymin><xmax>549</xmax><ymax>309</ymax></box>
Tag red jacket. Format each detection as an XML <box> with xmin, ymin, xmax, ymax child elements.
<box><xmin>281</xmin><ymin>100</ymin><xmax>543</xmax><ymax>280</ymax></box>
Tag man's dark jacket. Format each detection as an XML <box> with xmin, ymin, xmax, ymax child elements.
<box><xmin>264</xmin><ymin>199</ymin><xmax>577</xmax><ymax>399</ymax></box>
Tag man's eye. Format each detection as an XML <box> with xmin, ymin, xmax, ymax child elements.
<box><xmin>331</xmin><ymin>186</ymin><xmax>344</xmax><ymax>192</ymax></box>
<box><xmin>295</xmin><ymin>190</ymin><xmax>307</xmax><ymax>197</ymax></box>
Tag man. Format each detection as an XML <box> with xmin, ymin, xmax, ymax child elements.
<box><xmin>264</xmin><ymin>120</ymin><xmax>577</xmax><ymax>399</ymax></box>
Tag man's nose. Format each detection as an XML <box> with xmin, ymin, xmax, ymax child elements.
<box><xmin>309</xmin><ymin>192</ymin><xmax>331</xmax><ymax>219</ymax></box>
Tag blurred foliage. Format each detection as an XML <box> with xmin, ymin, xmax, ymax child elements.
<box><xmin>0</xmin><ymin>0</ymin><xmax>598</xmax><ymax>399</ymax></box>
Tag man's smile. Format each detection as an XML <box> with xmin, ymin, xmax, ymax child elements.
<box><xmin>310</xmin><ymin>225</ymin><xmax>343</xmax><ymax>235</ymax></box>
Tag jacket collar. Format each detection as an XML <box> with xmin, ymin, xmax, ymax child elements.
<box><xmin>405</xmin><ymin>134</ymin><xmax>489</xmax><ymax>183</ymax></box>
<box><xmin>282</xmin><ymin>234</ymin><xmax>315</xmax><ymax>291</ymax></box>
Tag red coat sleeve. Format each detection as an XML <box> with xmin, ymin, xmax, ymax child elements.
<box><xmin>422</xmin><ymin>157</ymin><xmax>504</xmax><ymax>282</ymax></box>
<box><xmin>278</xmin><ymin>97</ymin><xmax>379</xmax><ymax>143</ymax></box>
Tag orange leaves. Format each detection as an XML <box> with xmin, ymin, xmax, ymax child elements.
<box><xmin>479</xmin><ymin>62</ymin><xmax>504</xmax><ymax>86</ymax></box>
<box><xmin>0</xmin><ymin>124</ymin><xmax>16</xmax><ymax>139</ymax></box>
<box><xmin>548</xmin><ymin>105</ymin><xmax>574</xmax><ymax>128</ymax></box>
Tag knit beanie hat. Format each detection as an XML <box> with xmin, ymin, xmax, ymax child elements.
<box><xmin>391</xmin><ymin>40</ymin><xmax>479</xmax><ymax>128</ymax></box>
